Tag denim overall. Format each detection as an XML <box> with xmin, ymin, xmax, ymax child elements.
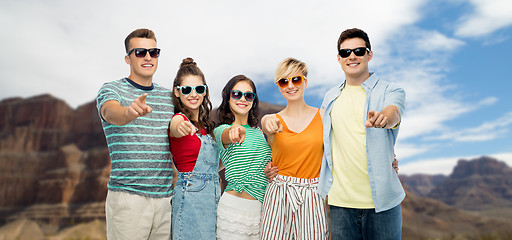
<box><xmin>172</xmin><ymin>132</ymin><xmax>220</xmax><ymax>240</ymax></box>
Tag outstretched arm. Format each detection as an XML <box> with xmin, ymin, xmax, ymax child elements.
<box><xmin>101</xmin><ymin>93</ymin><xmax>152</xmax><ymax>126</ymax></box>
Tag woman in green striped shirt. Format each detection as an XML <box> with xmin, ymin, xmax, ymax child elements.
<box><xmin>214</xmin><ymin>75</ymin><xmax>272</xmax><ymax>240</ymax></box>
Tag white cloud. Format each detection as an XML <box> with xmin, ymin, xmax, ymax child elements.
<box><xmin>415</xmin><ymin>30</ymin><xmax>465</xmax><ymax>51</ymax></box>
<box><xmin>427</xmin><ymin>111</ymin><xmax>512</xmax><ymax>142</ymax></box>
<box><xmin>400</xmin><ymin>156</ymin><xmax>461</xmax><ymax>175</ymax></box>
<box><xmin>395</xmin><ymin>142</ymin><xmax>433</xmax><ymax>159</ymax></box>
<box><xmin>455</xmin><ymin>0</ymin><xmax>512</xmax><ymax>37</ymax></box>
<box><xmin>0</xmin><ymin>0</ymin><xmax>427</xmax><ymax>108</ymax></box>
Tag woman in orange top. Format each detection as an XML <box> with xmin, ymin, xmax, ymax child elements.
<box><xmin>259</xmin><ymin>58</ymin><xmax>329</xmax><ymax>240</ymax></box>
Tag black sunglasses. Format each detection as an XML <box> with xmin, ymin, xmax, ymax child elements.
<box><xmin>127</xmin><ymin>48</ymin><xmax>161</xmax><ymax>58</ymax></box>
<box><xmin>230</xmin><ymin>90</ymin><xmax>256</xmax><ymax>102</ymax></box>
<box><xmin>277</xmin><ymin>76</ymin><xmax>304</xmax><ymax>88</ymax></box>
<box><xmin>177</xmin><ymin>85</ymin><xmax>207</xmax><ymax>95</ymax></box>
<box><xmin>338</xmin><ymin>47</ymin><xmax>369</xmax><ymax>58</ymax></box>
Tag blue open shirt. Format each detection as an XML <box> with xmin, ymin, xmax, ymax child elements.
<box><xmin>317</xmin><ymin>73</ymin><xmax>406</xmax><ymax>213</ymax></box>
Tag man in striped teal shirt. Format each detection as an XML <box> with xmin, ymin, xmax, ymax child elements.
<box><xmin>96</xmin><ymin>28</ymin><xmax>174</xmax><ymax>240</ymax></box>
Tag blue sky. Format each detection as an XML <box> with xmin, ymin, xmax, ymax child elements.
<box><xmin>1</xmin><ymin>0</ymin><xmax>511</xmax><ymax>175</ymax></box>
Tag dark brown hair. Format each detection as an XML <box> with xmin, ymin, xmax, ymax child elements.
<box><xmin>172</xmin><ymin>57</ymin><xmax>214</xmax><ymax>134</ymax></box>
<box><xmin>124</xmin><ymin>28</ymin><xmax>157</xmax><ymax>53</ymax></box>
<box><xmin>217</xmin><ymin>75</ymin><xmax>260</xmax><ymax>128</ymax></box>
<box><xmin>337</xmin><ymin>28</ymin><xmax>371</xmax><ymax>51</ymax></box>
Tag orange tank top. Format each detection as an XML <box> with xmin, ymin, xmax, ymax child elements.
<box><xmin>270</xmin><ymin>109</ymin><xmax>323</xmax><ymax>179</ymax></box>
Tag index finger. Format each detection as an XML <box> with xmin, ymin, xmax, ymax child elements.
<box><xmin>184</xmin><ymin>121</ymin><xmax>196</xmax><ymax>136</ymax></box>
<box><xmin>138</xmin><ymin>93</ymin><xmax>148</xmax><ymax>103</ymax></box>
<box><xmin>239</xmin><ymin>131</ymin><xmax>246</xmax><ymax>144</ymax></box>
<box><xmin>272</xmin><ymin>118</ymin><xmax>281</xmax><ymax>132</ymax></box>
<box><xmin>367</xmin><ymin>110</ymin><xmax>375</xmax><ymax>119</ymax></box>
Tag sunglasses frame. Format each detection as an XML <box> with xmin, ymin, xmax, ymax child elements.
<box><xmin>230</xmin><ymin>90</ymin><xmax>256</xmax><ymax>102</ymax></box>
<box><xmin>176</xmin><ymin>85</ymin><xmax>207</xmax><ymax>95</ymax></box>
<box><xmin>277</xmin><ymin>75</ymin><xmax>305</xmax><ymax>88</ymax></box>
<box><xmin>338</xmin><ymin>47</ymin><xmax>369</xmax><ymax>58</ymax></box>
<box><xmin>127</xmin><ymin>48</ymin><xmax>161</xmax><ymax>58</ymax></box>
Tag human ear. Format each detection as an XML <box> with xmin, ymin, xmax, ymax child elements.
<box><xmin>174</xmin><ymin>88</ymin><xmax>180</xmax><ymax>98</ymax></box>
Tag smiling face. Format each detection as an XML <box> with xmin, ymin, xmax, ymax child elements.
<box><xmin>125</xmin><ymin>37</ymin><xmax>158</xmax><ymax>84</ymax></box>
<box><xmin>337</xmin><ymin>37</ymin><xmax>373</xmax><ymax>83</ymax></box>
<box><xmin>278</xmin><ymin>70</ymin><xmax>307</xmax><ymax>102</ymax></box>
<box><xmin>229</xmin><ymin>81</ymin><xmax>254</xmax><ymax>121</ymax></box>
<box><xmin>174</xmin><ymin>75</ymin><xmax>205</xmax><ymax>118</ymax></box>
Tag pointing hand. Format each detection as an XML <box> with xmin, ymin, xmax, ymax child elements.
<box><xmin>126</xmin><ymin>93</ymin><xmax>152</xmax><ymax>121</ymax></box>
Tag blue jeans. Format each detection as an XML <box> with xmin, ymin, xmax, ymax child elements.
<box><xmin>330</xmin><ymin>204</ymin><xmax>402</xmax><ymax>240</ymax></box>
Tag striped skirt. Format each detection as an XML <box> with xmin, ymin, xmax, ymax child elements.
<box><xmin>260</xmin><ymin>174</ymin><xmax>328</xmax><ymax>240</ymax></box>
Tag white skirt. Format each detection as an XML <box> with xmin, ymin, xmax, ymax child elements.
<box><xmin>216</xmin><ymin>193</ymin><xmax>262</xmax><ymax>240</ymax></box>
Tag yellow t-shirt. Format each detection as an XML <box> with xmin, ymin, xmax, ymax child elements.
<box><xmin>328</xmin><ymin>84</ymin><xmax>374</xmax><ymax>208</ymax></box>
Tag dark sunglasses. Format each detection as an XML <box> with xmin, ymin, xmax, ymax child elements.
<box><xmin>338</xmin><ymin>47</ymin><xmax>369</xmax><ymax>58</ymax></box>
<box><xmin>230</xmin><ymin>90</ymin><xmax>256</xmax><ymax>102</ymax></box>
<box><xmin>277</xmin><ymin>75</ymin><xmax>305</xmax><ymax>88</ymax></box>
<box><xmin>177</xmin><ymin>85</ymin><xmax>207</xmax><ymax>95</ymax></box>
<box><xmin>127</xmin><ymin>48</ymin><xmax>161</xmax><ymax>58</ymax></box>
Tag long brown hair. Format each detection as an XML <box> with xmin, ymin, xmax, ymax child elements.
<box><xmin>217</xmin><ymin>75</ymin><xmax>260</xmax><ymax>128</ymax></box>
<box><xmin>172</xmin><ymin>57</ymin><xmax>214</xmax><ymax>134</ymax></box>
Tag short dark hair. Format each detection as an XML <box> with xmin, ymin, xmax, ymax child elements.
<box><xmin>124</xmin><ymin>28</ymin><xmax>157</xmax><ymax>53</ymax></box>
<box><xmin>337</xmin><ymin>28</ymin><xmax>371</xmax><ymax>51</ymax></box>
<box><xmin>217</xmin><ymin>75</ymin><xmax>260</xmax><ymax>128</ymax></box>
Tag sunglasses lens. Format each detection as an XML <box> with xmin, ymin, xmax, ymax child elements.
<box><xmin>245</xmin><ymin>92</ymin><xmax>255</xmax><ymax>102</ymax></box>
<box><xmin>180</xmin><ymin>86</ymin><xmax>192</xmax><ymax>95</ymax></box>
<box><xmin>195</xmin><ymin>85</ymin><xmax>206</xmax><ymax>94</ymax></box>
<box><xmin>291</xmin><ymin>76</ymin><xmax>303</xmax><ymax>85</ymax></box>
<box><xmin>231</xmin><ymin>90</ymin><xmax>242</xmax><ymax>100</ymax></box>
<box><xmin>278</xmin><ymin>79</ymin><xmax>289</xmax><ymax>88</ymax></box>
<box><xmin>338</xmin><ymin>49</ymin><xmax>351</xmax><ymax>58</ymax></box>
<box><xmin>353</xmin><ymin>47</ymin><xmax>367</xmax><ymax>56</ymax></box>
<box><xmin>148</xmin><ymin>48</ymin><xmax>160</xmax><ymax>58</ymax></box>
<box><xmin>134</xmin><ymin>48</ymin><xmax>147</xmax><ymax>58</ymax></box>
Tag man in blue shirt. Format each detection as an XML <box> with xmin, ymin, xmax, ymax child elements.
<box><xmin>318</xmin><ymin>28</ymin><xmax>405</xmax><ymax>239</ymax></box>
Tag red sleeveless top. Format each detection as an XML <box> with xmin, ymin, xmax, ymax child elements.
<box><xmin>169</xmin><ymin>113</ymin><xmax>205</xmax><ymax>172</ymax></box>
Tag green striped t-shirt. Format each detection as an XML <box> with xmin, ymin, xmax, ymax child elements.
<box><xmin>97</xmin><ymin>78</ymin><xmax>174</xmax><ymax>198</ymax></box>
<box><xmin>214</xmin><ymin>124</ymin><xmax>272</xmax><ymax>203</ymax></box>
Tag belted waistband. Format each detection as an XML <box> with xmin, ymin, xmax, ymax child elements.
<box><xmin>272</xmin><ymin>175</ymin><xmax>319</xmax><ymax>213</ymax></box>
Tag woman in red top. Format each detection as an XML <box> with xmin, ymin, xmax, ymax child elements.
<box><xmin>168</xmin><ymin>57</ymin><xmax>220</xmax><ymax>240</ymax></box>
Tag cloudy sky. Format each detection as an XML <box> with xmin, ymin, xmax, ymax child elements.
<box><xmin>1</xmin><ymin>0</ymin><xmax>511</xmax><ymax>175</ymax></box>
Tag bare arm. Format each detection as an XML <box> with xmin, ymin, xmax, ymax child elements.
<box><xmin>100</xmin><ymin>93</ymin><xmax>152</xmax><ymax>126</ymax></box>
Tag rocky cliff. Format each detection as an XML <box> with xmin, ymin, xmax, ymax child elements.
<box><xmin>0</xmin><ymin>95</ymin><xmax>109</xmax><ymax>230</ymax></box>
<box><xmin>428</xmin><ymin>156</ymin><xmax>512</xmax><ymax>215</ymax></box>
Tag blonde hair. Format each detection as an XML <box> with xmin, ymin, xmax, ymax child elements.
<box><xmin>274</xmin><ymin>57</ymin><xmax>308</xmax><ymax>84</ymax></box>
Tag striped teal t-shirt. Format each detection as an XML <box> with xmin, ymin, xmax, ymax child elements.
<box><xmin>214</xmin><ymin>124</ymin><xmax>272</xmax><ymax>203</ymax></box>
<box><xmin>97</xmin><ymin>78</ymin><xmax>174</xmax><ymax>198</ymax></box>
